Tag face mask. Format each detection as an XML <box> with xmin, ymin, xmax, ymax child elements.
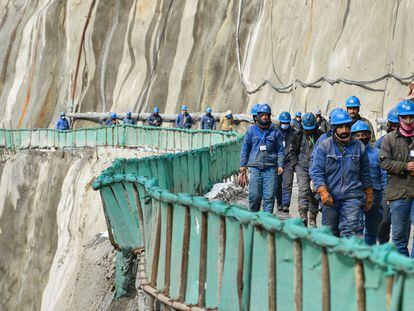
<box><xmin>399</xmin><ymin>117</ymin><xmax>414</xmax><ymax>137</ymax></box>
<box><xmin>280</xmin><ymin>124</ymin><xmax>289</xmax><ymax>130</ymax></box>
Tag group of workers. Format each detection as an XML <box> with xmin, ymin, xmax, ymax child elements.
<box><xmin>239</xmin><ymin>96</ymin><xmax>414</xmax><ymax>257</ymax></box>
<box><xmin>55</xmin><ymin>106</ymin><xmax>236</xmax><ymax>131</ymax></box>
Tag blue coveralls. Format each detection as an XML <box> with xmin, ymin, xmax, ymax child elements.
<box><xmin>176</xmin><ymin>113</ymin><xmax>193</xmax><ymax>129</ymax></box>
<box><xmin>200</xmin><ymin>114</ymin><xmax>216</xmax><ymax>130</ymax></box>
<box><xmin>147</xmin><ymin>114</ymin><xmax>163</xmax><ymax>126</ymax></box>
<box><xmin>310</xmin><ymin>137</ymin><xmax>372</xmax><ymax>237</ymax></box>
<box><xmin>122</xmin><ymin>117</ymin><xmax>135</xmax><ymax>125</ymax></box>
<box><xmin>56</xmin><ymin>117</ymin><xmax>70</xmax><ymax>130</ymax></box>
<box><xmin>105</xmin><ymin>118</ymin><xmax>118</xmax><ymax>126</ymax></box>
<box><xmin>240</xmin><ymin>124</ymin><xmax>284</xmax><ymax>213</ymax></box>
<box><xmin>363</xmin><ymin>145</ymin><xmax>387</xmax><ymax>245</ymax></box>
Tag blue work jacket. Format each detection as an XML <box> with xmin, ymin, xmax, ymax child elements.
<box><xmin>176</xmin><ymin>113</ymin><xmax>192</xmax><ymax>129</ymax></box>
<box><xmin>366</xmin><ymin>145</ymin><xmax>387</xmax><ymax>191</ymax></box>
<box><xmin>200</xmin><ymin>114</ymin><xmax>216</xmax><ymax>130</ymax></box>
<box><xmin>122</xmin><ymin>117</ymin><xmax>135</xmax><ymax>125</ymax></box>
<box><xmin>240</xmin><ymin>124</ymin><xmax>284</xmax><ymax>169</ymax></box>
<box><xmin>56</xmin><ymin>118</ymin><xmax>70</xmax><ymax>130</ymax></box>
<box><xmin>310</xmin><ymin>137</ymin><xmax>372</xmax><ymax>200</ymax></box>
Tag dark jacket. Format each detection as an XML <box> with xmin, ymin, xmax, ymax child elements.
<box><xmin>380</xmin><ymin>130</ymin><xmax>414</xmax><ymax>200</ymax></box>
<box><xmin>240</xmin><ymin>124</ymin><xmax>284</xmax><ymax>169</ymax></box>
<box><xmin>277</xmin><ymin>125</ymin><xmax>296</xmax><ymax>163</ymax></box>
<box><xmin>289</xmin><ymin>129</ymin><xmax>324</xmax><ymax>169</ymax></box>
<box><xmin>317</xmin><ymin>117</ymin><xmax>329</xmax><ymax>133</ymax></box>
<box><xmin>148</xmin><ymin>114</ymin><xmax>163</xmax><ymax>126</ymax></box>
<box><xmin>200</xmin><ymin>114</ymin><xmax>216</xmax><ymax>130</ymax></box>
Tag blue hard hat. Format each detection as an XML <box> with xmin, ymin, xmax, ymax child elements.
<box><xmin>396</xmin><ymin>100</ymin><xmax>414</xmax><ymax>116</ymax></box>
<box><xmin>181</xmin><ymin>105</ymin><xmax>188</xmax><ymax>111</ymax></box>
<box><xmin>329</xmin><ymin>108</ymin><xmax>342</xmax><ymax>120</ymax></box>
<box><xmin>111</xmin><ymin>112</ymin><xmax>117</xmax><ymax>119</ymax></box>
<box><xmin>60</xmin><ymin>111</ymin><xmax>65</xmax><ymax>117</ymax></box>
<box><xmin>206</xmin><ymin>107</ymin><xmax>212</xmax><ymax>113</ymax></box>
<box><xmin>153</xmin><ymin>107</ymin><xmax>159</xmax><ymax>113</ymax></box>
<box><xmin>351</xmin><ymin>120</ymin><xmax>371</xmax><ymax>133</ymax></box>
<box><xmin>330</xmin><ymin>108</ymin><xmax>353</xmax><ymax>125</ymax></box>
<box><xmin>302</xmin><ymin>113</ymin><xmax>317</xmax><ymax>130</ymax></box>
<box><xmin>345</xmin><ymin>96</ymin><xmax>361</xmax><ymax>108</ymax></box>
<box><xmin>251</xmin><ymin>104</ymin><xmax>260</xmax><ymax>116</ymax></box>
<box><xmin>257</xmin><ymin>103</ymin><xmax>271</xmax><ymax>114</ymax></box>
<box><xmin>127</xmin><ymin>111</ymin><xmax>132</xmax><ymax>117</ymax></box>
<box><xmin>387</xmin><ymin>107</ymin><xmax>398</xmax><ymax>123</ymax></box>
<box><xmin>278</xmin><ymin>111</ymin><xmax>291</xmax><ymax>123</ymax></box>
<box><xmin>295</xmin><ymin>111</ymin><xmax>302</xmax><ymax>117</ymax></box>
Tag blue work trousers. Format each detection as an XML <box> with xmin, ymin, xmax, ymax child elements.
<box><xmin>249</xmin><ymin>167</ymin><xmax>277</xmax><ymax>213</ymax></box>
<box><xmin>390</xmin><ymin>199</ymin><xmax>414</xmax><ymax>257</ymax></box>
<box><xmin>276</xmin><ymin>162</ymin><xmax>294</xmax><ymax>207</ymax></box>
<box><xmin>321</xmin><ymin>198</ymin><xmax>363</xmax><ymax>238</ymax></box>
<box><xmin>363</xmin><ymin>190</ymin><xmax>382</xmax><ymax>245</ymax></box>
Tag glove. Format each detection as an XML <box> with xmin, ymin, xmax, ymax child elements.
<box><xmin>238</xmin><ymin>167</ymin><xmax>248</xmax><ymax>188</ymax></box>
<box><xmin>363</xmin><ymin>187</ymin><xmax>374</xmax><ymax>212</ymax></box>
<box><xmin>317</xmin><ymin>186</ymin><xmax>334</xmax><ymax>206</ymax></box>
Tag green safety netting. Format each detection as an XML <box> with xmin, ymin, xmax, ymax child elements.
<box><xmin>88</xmin><ymin>126</ymin><xmax>414</xmax><ymax>310</ymax></box>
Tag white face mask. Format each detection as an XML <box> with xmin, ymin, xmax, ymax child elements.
<box><xmin>281</xmin><ymin>124</ymin><xmax>289</xmax><ymax>130</ymax></box>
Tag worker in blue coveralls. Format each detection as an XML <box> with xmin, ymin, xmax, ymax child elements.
<box><xmin>291</xmin><ymin>111</ymin><xmax>302</xmax><ymax>130</ymax></box>
<box><xmin>380</xmin><ymin>100</ymin><xmax>414</xmax><ymax>257</ymax></box>
<box><xmin>275</xmin><ymin>111</ymin><xmax>296</xmax><ymax>213</ymax></box>
<box><xmin>310</xmin><ymin>108</ymin><xmax>373</xmax><ymax>237</ymax></box>
<box><xmin>176</xmin><ymin>105</ymin><xmax>193</xmax><ymax>129</ymax></box>
<box><xmin>375</xmin><ymin>107</ymin><xmax>399</xmax><ymax>244</ymax></box>
<box><xmin>56</xmin><ymin>112</ymin><xmax>70</xmax><ymax>130</ymax></box>
<box><xmin>351</xmin><ymin>121</ymin><xmax>387</xmax><ymax>245</ymax></box>
<box><xmin>200</xmin><ymin>107</ymin><xmax>216</xmax><ymax>130</ymax></box>
<box><xmin>105</xmin><ymin>112</ymin><xmax>119</xmax><ymax>125</ymax></box>
<box><xmin>122</xmin><ymin>112</ymin><xmax>135</xmax><ymax>125</ymax></box>
<box><xmin>239</xmin><ymin>104</ymin><xmax>285</xmax><ymax>213</ymax></box>
<box><xmin>147</xmin><ymin>107</ymin><xmax>163</xmax><ymax>127</ymax></box>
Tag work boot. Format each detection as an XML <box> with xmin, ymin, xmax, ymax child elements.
<box><xmin>277</xmin><ymin>204</ymin><xmax>283</xmax><ymax>212</ymax></box>
<box><xmin>282</xmin><ymin>205</ymin><xmax>289</xmax><ymax>213</ymax></box>
<box><xmin>309</xmin><ymin>210</ymin><xmax>318</xmax><ymax>228</ymax></box>
<box><xmin>298</xmin><ymin>207</ymin><xmax>308</xmax><ymax>227</ymax></box>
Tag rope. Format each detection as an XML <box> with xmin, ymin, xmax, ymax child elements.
<box><xmin>236</xmin><ymin>0</ymin><xmax>414</xmax><ymax>95</ymax></box>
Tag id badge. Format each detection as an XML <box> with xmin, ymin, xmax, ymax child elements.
<box><xmin>283</xmin><ymin>141</ymin><xmax>286</xmax><ymax>148</ymax></box>
<box><xmin>410</xmin><ymin>150</ymin><xmax>414</xmax><ymax>158</ymax></box>
<box><xmin>260</xmin><ymin>145</ymin><xmax>267</xmax><ymax>151</ymax></box>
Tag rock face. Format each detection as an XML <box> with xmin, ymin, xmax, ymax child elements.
<box><xmin>0</xmin><ymin>1</ymin><xmax>412</xmax><ymax>129</ymax></box>
<box><xmin>0</xmin><ymin>148</ymin><xmax>153</xmax><ymax>311</ymax></box>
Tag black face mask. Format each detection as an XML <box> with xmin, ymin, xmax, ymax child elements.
<box><xmin>360</xmin><ymin>137</ymin><xmax>370</xmax><ymax>145</ymax></box>
<box><xmin>337</xmin><ymin>132</ymin><xmax>350</xmax><ymax>139</ymax></box>
<box><xmin>257</xmin><ymin>114</ymin><xmax>271</xmax><ymax>128</ymax></box>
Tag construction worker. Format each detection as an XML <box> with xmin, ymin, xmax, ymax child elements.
<box><xmin>56</xmin><ymin>112</ymin><xmax>70</xmax><ymax>130</ymax></box>
<box><xmin>291</xmin><ymin>111</ymin><xmax>302</xmax><ymax>130</ymax></box>
<box><xmin>345</xmin><ymin>95</ymin><xmax>376</xmax><ymax>142</ymax></box>
<box><xmin>351</xmin><ymin>121</ymin><xmax>386</xmax><ymax>245</ymax></box>
<box><xmin>375</xmin><ymin>107</ymin><xmax>398</xmax><ymax>244</ymax></box>
<box><xmin>276</xmin><ymin>111</ymin><xmax>296</xmax><ymax>212</ymax></box>
<box><xmin>122</xmin><ymin>112</ymin><xmax>135</xmax><ymax>125</ymax></box>
<box><xmin>147</xmin><ymin>107</ymin><xmax>163</xmax><ymax>127</ymax></box>
<box><xmin>315</xmin><ymin>109</ymin><xmax>329</xmax><ymax>133</ymax></box>
<box><xmin>380</xmin><ymin>100</ymin><xmax>414</xmax><ymax>257</ymax></box>
<box><xmin>251</xmin><ymin>104</ymin><xmax>260</xmax><ymax>123</ymax></box>
<box><xmin>239</xmin><ymin>104</ymin><xmax>284</xmax><ymax>213</ymax></box>
<box><xmin>220</xmin><ymin>110</ymin><xmax>235</xmax><ymax>131</ymax></box>
<box><xmin>105</xmin><ymin>112</ymin><xmax>119</xmax><ymax>125</ymax></box>
<box><xmin>289</xmin><ymin>113</ymin><xmax>324</xmax><ymax>227</ymax></box>
<box><xmin>176</xmin><ymin>105</ymin><xmax>193</xmax><ymax>129</ymax></box>
<box><xmin>310</xmin><ymin>108</ymin><xmax>373</xmax><ymax>237</ymax></box>
<box><xmin>200</xmin><ymin>107</ymin><xmax>216</xmax><ymax>130</ymax></box>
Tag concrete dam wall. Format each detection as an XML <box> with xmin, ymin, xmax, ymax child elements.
<box><xmin>1</xmin><ymin>0</ymin><xmax>413</xmax><ymax>129</ymax></box>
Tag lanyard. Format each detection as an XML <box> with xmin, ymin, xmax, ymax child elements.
<box><xmin>259</xmin><ymin>128</ymin><xmax>268</xmax><ymax>145</ymax></box>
